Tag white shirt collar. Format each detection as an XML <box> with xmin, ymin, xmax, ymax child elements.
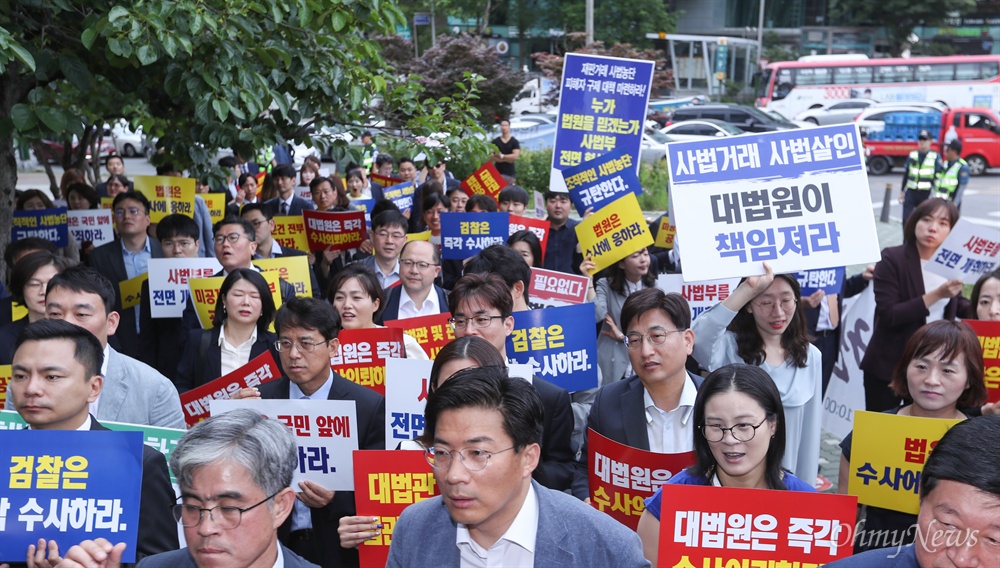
<box><xmin>272</xmin><ymin>542</ymin><xmax>285</xmax><ymax>568</ymax></box>
<box><xmin>288</xmin><ymin>371</ymin><xmax>335</xmax><ymax>400</ymax></box>
<box><xmin>456</xmin><ymin>483</ymin><xmax>537</xmax><ymax>554</ymax></box>
<box><xmin>643</xmin><ymin>373</ymin><xmax>698</xmax><ymax>426</ymax></box>
<box><xmin>28</xmin><ymin>415</ymin><xmax>92</xmax><ymax>431</ymax></box>
<box><xmin>400</xmin><ymin>284</ymin><xmax>439</xmax><ymax>312</ymax></box>
<box><xmin>218</xmin><ymin>323</ymin><xmax>259</xmax><ymax>348</ymax></box>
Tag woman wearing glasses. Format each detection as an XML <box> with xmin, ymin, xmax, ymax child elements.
<box><xmin>691</xmin><ymin>262</ymin><xmax>822</xmax><ymax>486</ymax></box>
<box><xmin>175</xmin><ymin>269</ymin><xmax>278</xmax><ymax>392</ymax></box>
<box><xmin>327</xmin><ymin>263</ymin><xmax>428</xmax><ymax>360</ymax></box>
<box><xmin>0</xmin><ymin>251</ymin><xmax>74</xmax><ymax>364</ymax></box>
<box><xmin>636</xmin><ymin>363</ymin><xmax>817</xmax><ymax>564</ymax></box>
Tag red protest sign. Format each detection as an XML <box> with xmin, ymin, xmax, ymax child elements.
<box><xmin>461</xmin><ymin>162</ymin><xmax>508</xmax><ymax>202</ymax></box>
<box><xmin>587</xmin><ymin>428</ymin><xmax>695</xmax><ymax>530</ymax></box>
<box><xmin>509</xmin><ymin>214</ymin><xmax>550</xmax><ymax>260</ymax></box>
<box><xmin>371</xmin><ymin>173</ymin><xmax>403</xmax><ymax>188</ymax></box>
<box><xmin>179</xmin><ymin>351</ymin><xmax>281</xmax><ymax>427</ymax></box>
<box><xmin>384</xmin><ymin>312</ymin><xmax>456</xmax><ymax>359</ymax></box>
<box><xmin>657</xmin><ymin>484</ymin><xmax>857</xmax><ymax>567</ymax></box>
<box><xmin>529</xmin><ymin>267</ymin><xmax>590</xmax><ymax>308</ymax></box>
<box><xmin>353</xmin><ymin>450</ymin><xmax>439</xmax><ymax>567</ymax></box>
<box><xmin>331</xmin><ymin>327</ymin><xmax>405</xmax><ymax>396</ymax></box>
<box><xmin>963</xmin><ymin>319</ymin><xmax>1000</xmax><ymax>403</ymax></box>
<box><xmin>302</xmin><ymin>210</ymin><xmax>368</xmax><ymax>252</ymax></box>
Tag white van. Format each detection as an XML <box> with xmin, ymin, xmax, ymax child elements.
<box><xmin>511</xmin><ymin>78</ymin><xmax>557</xmax><ymax>115</ymax></box>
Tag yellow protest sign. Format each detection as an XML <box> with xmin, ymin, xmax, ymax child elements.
<box><xmin>134</xmin><ymin>175</ymin><xmax>197</xmax><ymax>222</ymax></box>
<box><xmin>119</xmin><ymin>273</ymin><xmax>149</xmax><ymax>310</ymax></box>
<box><xmin>201</xmin><ymin>193</ymin><xmax>227</xmax><ymax>224</ymax></box>
<box><xmin>654</xmin><ymin>215</ymin><xmax>676</xmax><ymax>249</ymax></box>
<box><xmin>575</xmin><ymin>192</ymin><xmax>653</xmax><ymax>274</ymax></box>
<box><xmin>11</xmin><ymin>302</ymin><xmax>27</xmax><ymax>322</ymax></box>
<box><xmin>272</xmin><ymin>215</ymin><xmax>309</xmax><ymax>252</ymax></box>
<box><xmin>189</xmin><ymin>272</ymin><xmax>282</xmax><ymax>330</ymax></box>
<box><xmin>407</xmin><ymin>230</ymin><xmax>431</xmax><ymax>242</ymax></box>
<box><xmin>254</xmin><ymin>256</ymin><xmax>312</xmax><ymax>298</ymax></box>
<box><xmin>849</xmin><ymin>411</ymin><xmax>962</xmax><ymax>514</ymax></box>
<box><xmin>100</xmin><ymin>197</ymin><xmax>114</xmax><ymax>210</ymax></box>
<box><xmin>0</xmin><ymin>364</ymin><xmax>10</xmax><ymax>408</ymax></box>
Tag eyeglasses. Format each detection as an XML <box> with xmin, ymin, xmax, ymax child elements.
<box><xmin>375</xmin><ymin>231</ymin><xmax>406</xmax><ymax>241</ymax></box>
<box><xmin>214</xmin><ymin>233</ymin><xmax>249</xmax><ymax>245</ymax></box>
<box><xmin>751</xmin><ymin>298</ymin><xmax>797</xmax><ymax>313</ymax></box>
<box><xmin>274</xmin><ymin>339</ymin><xmax>325</xmax><ymax>353</ymax></box>
<box><xmin>114</xmin><ymin>207</ymin><xmax>143</xmax><ymax>218</ymax></box>
<box><xmin>624</xmin><ymin>328</ymin><xmax>686</xmax><ymax>350</ymax></box>
<box><xmin>172</xmin><ymin>491</ymin><xmax>279</xmax><ymax>529</ymax></box>
<box><xmin>425</xmin><ymin>446</ymin><xmax>514</xmax><ymax>472</ymax></box>
<box><xmin>701</xmin><ymin>417</ymin><xmax>769</xmax><ymax>443</ymax></box>
<box><xmin>449</xmin><ymin>315</ymin><xmax>504</xmax><ymax>330</ymax></box>
<box><xmin>400</xmin><ymin>259</ymin><xmax>438</xmax><ymax>270</ymax></box>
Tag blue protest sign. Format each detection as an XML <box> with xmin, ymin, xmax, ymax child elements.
<box><xmin>505</xmin><ymin>302</ymin><xmax>599</xmax><ymax>392</ymax></box>
<box><xmin>0</xmin><ymin>430</ymin><xmax>144</xmax><ymax>563</ymax></box>
<box><xmin>382</xmin><ymin>182</ymin><xmax>416</xmax><ymax>213</ymax></box>
<box><xmin>11</xmin><ymin>208</ymin><xmax>69</xmax><ymax>248</ymax></box>
<box><xmin>351</xmin><ymin>198</ymin><xmax>377</xmax><ymax>227</ymax></box>
<box><xmin>549</xmin><ymin>54</ymin><xmax>655</xmax><ymax>193</ymax></box>
<box><xmin>440</xmin><ymin>212</ymin><xmax>510</xmax><ymax>260</ymax></box>
<box><xmin>794</xmin><ymin>267</ymin><xmax>845</xmax><ymax>296</ymax></box>
<box><xmin>562</xmin><ymin>147</ymin><xmax>643</xmax><ymax>216</ymax></box>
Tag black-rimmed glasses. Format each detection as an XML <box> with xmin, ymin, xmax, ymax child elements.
<box><xmin>701</xmin><ymin>417</ymin><xmax>769</xmax><ymax>443</ymax></box>
<box><xmin>172</xmin><ymin>491</ymin><xmax>280</xmax><ymax>529</ymax></box>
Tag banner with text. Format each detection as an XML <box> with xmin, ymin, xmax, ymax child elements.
<box><xmin>965</xmin><ymin>319</ymin><xmax>1000</xmax><ymax>403</ymax></box>
<box><xmin>67</xmin><ymin>209</ymin><xmax>114</xmax><ymax>247</ymax></box>
<box><xmin>655</xmin><ymin>274</ymin><xmax>741</xmax><ymax>323</ymax></box>
<box><xmin>382</xmin><ymin>182</ymin><xmax>417</xmax><ymax>214</ymax></box>
<box><xmin>119</xmin><ymin>273</ymin><xmax>148</xmax><ymax>310</ymax></box>
<box><xmin>134</xmin><ymin>175</ymin><xmax>196</xmax><ymax>222</ymax></box>
<box><xmin>823</xmin><ymin>285</ymin><xmax>875</xmax><ymax>440</ymax></box>
<box><xmin>924</xmin><ymin>218</ymin><xmax>1000</xmax><ymax>284</ymax></box>
<box><xmin>302</xmin><ymin>210</ymin><xmax>367</xmax><ymax>253</ymax></box>
<box><xmin>528</xmin><ymin>267</ymin><xmax>590</xmax><ymax>309</ymax></box>
<box><xmin>179</xmin><ymin>351</ymin><xmax>281</xmax><ymax>427</ymax></box>
<box><xmin>148</xmin><ymin>258</ymin><xmax>222</xmax><ymax>319</ymax></box>
<box><xmin>201</xmin><ymin>193</ymin><xmax>227</xmax><ymax>224</ymax></box>
<box><xmin>12</xmin><ymin>208</ymin><xmax>69</xmax><ymax>247</ymax></box>
<box><xmin>653</xmin><ymin>214</ymin><xmax>676</xmax><ymax>249</ymax></box>
<box><xmin>0</xmin><ymin>365</ymin><xmax>9</xmax><ymax>409</ymax></box>
<box><xmin>461</xmin><ymin>162</ymin><xmax>508</xmax><ymax>202</ymax></box>
<box><xmin>506</xmin><ymin>302</ymin><xmax>599</xmax><ymax>392</ymax></box>
<box><xmin>794</xmin><ymin>267</ymin><xmax>845</xmax><ymax>296</ymax></box>
<box><xmin>508</xmin><ymin>214</ymin><xmax>550</xmax><ymax>260</ymax></box>
<box><xmin>331</xmin><ymin>327</ymin><xmax>405</xmax><ymax>396</ymax></box>
<box><xmin>272</xmin><ymin>215</ymin><xmax>310</xmax><ymax>252</ymax></box>
<box><xmin>562</xmin><ymin>147</ymin><xmax>642</xmax><ymax>216</ymax></box>
<box><xmin>254</xmin><ymin>256</ymin><xmax>313</xmax><ymax>298</ymax></box>
<box><xmin>576</xmin><ymin>192</ymin><xmax>653</xmax><ymax>274</ymax></box>
<box><xmin>384</xmin><ymin>358</ymin><xmax>433</xmax><ymax>449</ymax></box>
<box><xmin>371</xmin><ymin>174</ymin><xmax>403</xmax><ymax>188</ymax></box>
<box><xmin>384</xmin><ymin>312</ymin><xmax>456</xmax><ymax>359</ymax></box>
<box><xmin>440</xmin><ymin>212</ymin><xmax>510</xmax><ymax>260</ymax></box>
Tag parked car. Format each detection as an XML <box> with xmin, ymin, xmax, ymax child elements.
<box><xmin>660</xmin><ymin>119</ymin><xmax>744</xmax><ymax>141</ymax></box>
<box><xmin>667</xmin><ymin>103</ymin><xmax>799</xmax><ymax>133</ymax></box>
<box><xmin>854</xmin><ymin>103</ymin><xmax>949</xmax><ymax>135</ymax></box>
<box><xmin>640</xmin><ymin>128</ymin><xmax>674</xmax><ymax>162</ymax></box>
<box><xmin>793</xmin><ymin>99</ymin><xmax>879</xmax><ymax>125</ymax></box>
<box><xmin>108</xmin><ymin>121</ymin><xmax>144</xmax><ymax>157</ymax></box>
<box><xmin>34</xmin><ymin>136</ymin><xmax>116</xmax><ymax>164</ymax></box>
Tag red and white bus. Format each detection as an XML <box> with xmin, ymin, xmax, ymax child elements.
<box><xmin>755</xmin><ymin>54</ymin><xmax>1000</xmax><ymax>119</ymax></box>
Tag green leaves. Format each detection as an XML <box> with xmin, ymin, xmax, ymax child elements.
<box><xmin>35</xmin><ymin>107</ymin><xmax>68</xmax><ymax>133</ymax></box>
<box><xmin>10</xmin><ymin>104</ymin><xmax>36</xmax><ymax>131</ymax></box>
<box><xmin>108</xmin><ymin>6</ymin><xmax>129</xmax><ymax>23</ymax></box>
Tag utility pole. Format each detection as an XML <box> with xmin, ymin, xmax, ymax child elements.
<box><xmin>586</xmin><ymin>0</ymin><xmax>594</xmax><ymax>45</ymax></box>
<box><xmin>756</xmin><ymin>0</ymin><xmax>766</xmax><ymax>64</ymax></box>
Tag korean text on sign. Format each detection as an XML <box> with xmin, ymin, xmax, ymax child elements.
<box><xmin>12</xmin><ymin>208</ymin><xmax>69</xmax><ymax>248</ymax></box>
<box><xmin>655</xmin><ymin>274</ymin><xmax>740</xmax><ymax>322</ymax></box>
<box><xmin>67</xmin><ymin>209</ymin><xmax>114</xmax><ymax>247</ymax></box>
<box><xmin>924</xmin><ymin>218</ymin><xmax>1000</xmax><ymax>285</ymax></box>
<box><xmin>272</xmin><ymin>215</ymin><xmax>310</xmax><ymax>252</ymax></box>
<box><xmin>384</xmin><ymin>359</ymin><xmax>434</xmax><ymax>449</ymax></box>
<box><xmin>254</xmin><ymin>256</ymin><xmax>313</xmax><ymax>298</ymax></box>
<box><xmin>302</xmin><ymin>210</ymin><xmax>367</xmax><ymax>253</ymax></box>
<box><xmin>382</xmin><ymin>182</ymin><xmax>416</xmax><ymax>213</ymax></box>
<box><xmin>794</xmin><ymin>267</ymin><xmax>845</xmax><ymax>296</ymax></box>
<box><xmin>461</xmin><ymin>162</ymin><xmax>508</xmax><ymax>201</ymax></box>
<box><xmin>965</xmin><ymin>320</ymin><xmax>1000</xmax><ymax>403</ymax></box>
<box><xmin>575</xmin><ymin>192</ymin><xmax>653</xmax><ymax>275</ymax></box>
<box><xmin>332</xmin><ymin>327</ymin><xmax>405</xmax><ymax>396</ymax></box>
<box><xmin>440</xmin><ymin>212</ymin><xmax>510</xmax><ymax>261</ymax></box>
<box><xmin>384</xmin><ymin>312</ymin><xmax>456</xmax><ymax>360</ymax></box>
<box><xmin>148</xmin><ymin>258</ymin><xmax>222</xmax><ymax>319</ymax></box>
<box><xmin>179</xmin><ymin>351</ymin><xmax>281</xmax><ymax>427</ymax></box>
<box><xmin>561</xmin><ymin>147</ymin><xmax>642</xmax><ymax>216</ymax></box>
<box><xmin>508</xmin><ymin>215</ymin><xmax>551</xmax><ymax>259</ymax></box>
<box><xmin>527</xmin><ymin>267</ymin><xmax>591</xmax><ymax>309</ymax></box>
<box><xmin>506</xmin><ymin>302</ymin><xmax>599</xmax><ymax>392</ymax></box>
<box><xmin>133</xmin><ymin>175</ymin><xmax>196</xmax><ymax>222</ymax></box>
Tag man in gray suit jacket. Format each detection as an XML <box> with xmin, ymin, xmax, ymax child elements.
<box><xmin>53</xmin><ymin>409</ymin><xmax>320</xmax><ymax>568</ymax></box>
<box><xmin>384</xmin><ymin>367</ymin><xmax>649</xmax><ymax>567</ymax></box>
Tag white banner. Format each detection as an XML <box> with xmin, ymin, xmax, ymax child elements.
<box><xmin>66</xmin><ymin>209</ymin><xmax>115</xmax><ymax>247</ymax></box>
<box><xmin>923</xmin><ymin>218</ymin><xmax>1000</xmax><ymax>284</ymax></box>
<box><xmin>384</xmin><ymin>358</ymin><xmax>433</xmax><ymax>450</ymax></box>
<box><xmin>148</xmin><ymin>258</ymin><xmax>222</xmax><ymax>319</ymax></box>
<box><xmin>822</xmin><ymin>285</ymin><xmax>874</xmax><ymax>440</ymax></box>
<box><xmin>656</xmin><ymin>274</ymin><xmax>742</xmax><ymax>323</ymax></box>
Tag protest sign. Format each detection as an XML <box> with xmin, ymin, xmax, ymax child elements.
<box><xmin>371</xmin><ymin>173</ymin><xmax>403</xmax><ymax>188</ymax></box>
<box><xmin>440</xmin><ymin>212</ymin><xmax>510</xmax><ymax>260</ymax></box>
<box><xmin>550</xmin><ymin>53</ymin><xmax>654</xmax><ymax>193</ymax></box>
<box><xmin>148</xmin><ymin>258</ymin><xmax>222</xmax><ymax>319</ymax></box>
<box><xmin>384</xmin><ymin>358</ymin><xmax>433</xmax><ymax>449</ymax></box>
<box><xmin>0</xmin><ymin>365</ymin><xmax>9</xmax><ymax>408</ymax></box>
<box><xmin>67</xmin><ymin>209</ymin><xmax>114</xmax><ymax>247</ymax></box>
<box><xmin>294</xmin><ymin>184</ymin><xmax>312</xmax><ymax>202</ymax></box>
<box><xmin>657</xmin><ymin>484</ymin><xmax>856</xmax><ymax>567</ymax></box>
<box><xmin>331</xmin><ymin>327</ymin><xmax>405</xmax><ymax>396</ymax></box>
<box><xmin>382</xmin><ymin>182</ymin><xmax>417</xmax><ymax>213</ymax></box>
<box><xmin>849</xmin><ymin>411</ymin><xmax>961</xmax><ymax>514</ymax></box>
<box><xmin>508</xmin><ymin>214</ymin><xmax>550</xmax><ymax>259</ymax></box>
<box><xmin>962</xmin><ymin>319</ymin><xmax>1000</xmax><ymax>403</ymax></box>
<box><xmin>303</xmin><ymin>210</ymin><xmax>367</xmax><ymax>253</ymax></box>
<box><xmin>562</xmin><ymin>148</ymin><xmax>642</xmax><ymax>216</ymax></box>
<box><xmin>200</xmin><ymin>193</ymin><xmax>227</xmax><ymax>224</ymax></box>
<box><xmin>134</xmin><ymin>175</ymin><xmax>196</xmax><ymax>222</ymax></box>
<box><xmin>118</xmin><ymin>273</ymin><xmax>148</xmax><ymax>310</ymax></box>
<box><xmin>576</xmin><ymin>192</ymin><xmax>653</xmax><ymax>274</ymax></box>
<box><xmin>533</xmin><ymin>190</ymin><xmax>546</xmax><ymax>219</ymax></box>
<box><xmin>213</xmin><ymin>399</ymin><xmax>359</xmax><ymax>490</ymax></box>
<box><xmin>354</xmin><ymin>450</ymin><xmax>438</xmax><ymax>567</ymax></box>
<box><xmin>350</xmin><ymin>198</ymin><xmax>377</xmax><ymax>227</ymax></box>
<box><xmin>924</xmin><ymin>218</ymin><xmax>1000</xmax><ymax>284</ymax></box>
<box><xmin>527</xmin><ymin>267</ymin><xmax>590</xmax><ymax>309</ymax></box>
<box><xmin>407</xmin><ymin>230</ymin><xmax>431</xmax><ymax>242</ymax></box>
<box><xmin>179</xmin><ymin>351</ymin><xmax>282</xmax><ymax>427</ymax></box>
<box><xmin>461</xmin><ymin>162</ymin><xmax>508</xmax><ymax>201</ymax></box>
<box><xmin>794</xmin><ymin>267</ymin><xmax>845</xmax><ymax>296</ymax></box>
<box><xmin>254</xmin><ymin>256</ymin><xmax>313</xmax><ymax>298</ymax></box>
<box><xmin>189</xmin><ymin>272</ymin><xmax>281</xmax><ymax>329</ymax></box>
<box><xmin>668</xmin><ymin>124</ymin><xmax>879</xmax><ymax>282</ymax></box>
<box><xmin>655</xmin><ymin>274</ymin><xmax>741</xmax><ymax>323</ymax></box>
<box><xmin>100</xmin><ymin>197</ymin><xmax>114</xmax><ymax>210</ymax></box>
<box><xmin>10</xmin><ymin>301</ymin><xmax>27</xmax><ymax>323</ymax></box>
<box><xmin>653</xmin><ymin>214</ymin><xmax>676</xmax><ymax>249</ymax></box>
<box><xmin>272</xmin><ymin>215</ymin><xmax>310</xmax><ymax>252</ymax></box>
<box><xmin>0</xmin><ymin>430</ymin><xmax>144</xmax><ymax>563</ymax></box>
<box><xmin>12</xmin><ymin>208</ymin><xmax>69</xmax><ymax>247</ymax></box>
<box><xmin>587</xmin><ymin>429</ymin><xmax>694</xmax><ymax>530</ymax></box>
<box><xmin>383</xmin><ymin>312</ymin><xmax>456</xmax><ymax>359</ymax></box>
<box><xmin>506</xmin><ymin>302</ymin><xmax>599</xmax><ymax>392</ymax></box>
<box><xmin>823</xmin><ymin>285</ymin><xmax>874</xmax><ymax>439</ymax></box>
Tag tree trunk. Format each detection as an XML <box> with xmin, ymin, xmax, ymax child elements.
<box><xmin>0</xmin><ymin>69</ymin><xmax>34</xmax><ymax>286</ymax></box>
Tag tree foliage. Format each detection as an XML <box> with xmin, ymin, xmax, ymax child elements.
<box><xmin>829</xmin><ymin>0</ymin><xmax>977</xmax><ymax>56</ymax></box>
<box><xmin>539</xmin><ymin>0</ymin><xmax>676</xmax><ymax>48</ymax></box>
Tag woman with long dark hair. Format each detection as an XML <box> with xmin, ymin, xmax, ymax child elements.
<box><xmin>506</xmin><ymin>230</ymin><xmax>543</xmax><ymax>268</ymax></box>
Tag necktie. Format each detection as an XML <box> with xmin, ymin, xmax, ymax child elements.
<box><xmin>280</xmin><ymin>202</ymin><xmax>288</xmax><ymax>215</ymax></box>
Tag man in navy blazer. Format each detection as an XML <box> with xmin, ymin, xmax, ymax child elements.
<box><xmin>376</xmin><ymin>240</ymin><xmax>448</xmax><ymax>324</ymax></box>
<box><xmin>265</xmin><ymin>163</ymin><xmax>315</xmax><ymax>217</ymax></box>
<box><xmin>255</xmin><ymin>297</ymin><xmax>384</xmax><ymax>568</ymax></box>
<box><xmin>386</xmin><ymin>367</ymin><xmax>649</xmax><ymax>567</ymax></box>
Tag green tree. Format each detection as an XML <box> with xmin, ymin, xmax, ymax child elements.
<box><xmin>540</xmin><ymin>0</ymin><xmax>676</xmax><ymax>48</ymax></box>
<box><xmin>830</xmin><ymin>0</ymin><xmax>976</xmax><ymax>56</ymax></box>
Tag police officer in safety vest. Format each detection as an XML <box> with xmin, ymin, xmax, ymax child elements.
<box><xmin>934</xmin><ymin>139</ymin><xmax>970</xmax><ymax>209</ymax></box>
<box><xmin>898</xmin><ymin>129</ymin><xmax>942</xmax><ymax>229</ymax></box>
<box><xmin>360</xmin><ymin>130</ymin><xmax>378</xmax><ymax>171</ymax></box>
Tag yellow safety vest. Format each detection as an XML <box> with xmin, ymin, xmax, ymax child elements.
<box><xmin>905</xmin><ymin>150</ymin><xmax>938</xmax><ymax>191</ymax></box>
<box><xmin>934</xmin><ymin>158</ymin><xmax>967</xmax><ymax>200</ymax></box>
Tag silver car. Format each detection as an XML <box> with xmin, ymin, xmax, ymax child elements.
<box><xmin>794</xmin><ymin>99</ymin><xmax>878</xmax><ymax>126</ymax></box>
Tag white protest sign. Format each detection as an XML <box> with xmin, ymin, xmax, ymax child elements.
<box><xmin>385</xmin><ymin>358</ymin><xmax>432</xmax><ymax>450</ymax></box>
<box><xmin>527</xmin><ymin>267</ymin><xmax>590</xmax><ymax>309</ymax></box>
<box><xmin>534</xmin><ymin>190</ymin><xmax>546</xmax><ymax>220</ymax></box>
<box><xmin>656</xmin><ymin>274</ymin><xmax>741</xmax><ymax>322</ymax></box>
<box><xmin>212</xmin><ymin>399</ymin><xmax>359</xmax><ymax>490</ymax></box>
<box><xmin>923</xmin><ymin>218</ymin><xmax>1000</xmax><ymax>284</ymax></box>
<box><xmin>148</xmin><ymin>258</ymin><xmax>222</xmax><ymax>318</ymax></box>
<box><xmin>822</xmin><ymin>284</ymin><xmax>874</xmax><ymax>439</ymax></box>
<box><xmin>66</xmin><ymin>209</ymin><xmax>115</xmax><ymax>246</ymax></box>
<box><xmin>667</xmin><ymin>124</ymin><xmax>880</xmax><ymax>282</ymax></box>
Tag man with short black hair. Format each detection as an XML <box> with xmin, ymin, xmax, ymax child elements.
<box><xmin>357</xmin><ymin>211</ymin><xmax>406</xmax><ymax>289</ymax></box>
<box><xmin>934</xmin><ymin>139</ymin><xmax>969</xmax><ymax>208</ymax></box>
<box><xmin>465</xmin><ymin>194</ymin><xmax>498</xmax><ymax>213</ymax></box>
<box><xmin>95</xmin><ymin>155</ymin><xmax>133</xmax><ymax>198</ymax></box>
<box><xmin>543</xmin><ymin>190</ymin><xmax>583</xmax><ymax>275</ymax></box>
<box><xmin>491</xmin><ymin>118</ymin><xmax>521</xmax><ymax>183</ymax></box>
<box><xmin>387</xmin><ymin>367</ymin><xmax>648</xmax><ymax>567</ymax></box>
<box><xmin>463</xmin><ymin>244</ymin><xmax>532</xmax><ymax>312</ymax></box>
<box><xmin>374</xmin><ymin>154</ymin><xmax>394</xmax><ymax>178</ymax></box>
<box><xmin>498</xmin><ymin>185</ymin><xmax>528</xmax><ymax>216</ymax></box>
<box><xmin>378</xmin><ymin>240</ymin><xmax>447</xmax><ymax>323</ymax></box>
<box><xmin>265</xmin><ymin>164</ymin><xmax>315</xmax><ymax>216</ymax></box>
<box><xmin>899</xmin><ymin>129</ymin><xmax>942</xmax><ymax>228</ymax></box>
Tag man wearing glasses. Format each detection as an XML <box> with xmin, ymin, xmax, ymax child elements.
<box><xmin>55</xmin><ymin>408</ymin><xmax>319</xmax><ymax>568</ymax></box>
<box><xmin>356</xmin><ymin>211</ymin><xmax>407</xmax><ymax>289</ymax></box>
<box><xmin>376</xmin><ymin>240</ymin><xmax>447</xmax><ymax>323</ymax></box>
<box><xmin>88</xmin><ymin>191</ymin><xmax>162</xmax><ymax>359</ymax></box>
<box><xmin>387</xmin><ymin>367</ymin><xmax>648</xmax><ymax>567</ymax></box>
<box><xmin>573</xmin><ymin>288</ymin><xmax>703</xmax><ymax>498</ymax></box>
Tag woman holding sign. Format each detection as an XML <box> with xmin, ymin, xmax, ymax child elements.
<box><xmin>636</xmin><ymin>363</ymin><xmax>817</xmax><ymax>565</ymax></box>
<box><xmin>174</xmin><ymin>269</ymin><xmax>278</xmax><ymax>392</ymax></box>
<box><xmin>837</xmin><ymin>320</ymin><xmax>987</xmax><ymax>552</ymax></box>
<box><xmin>691</xmin><ymin>263</ymin><xmax>822</xmax><ymax>485</ymax></box>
